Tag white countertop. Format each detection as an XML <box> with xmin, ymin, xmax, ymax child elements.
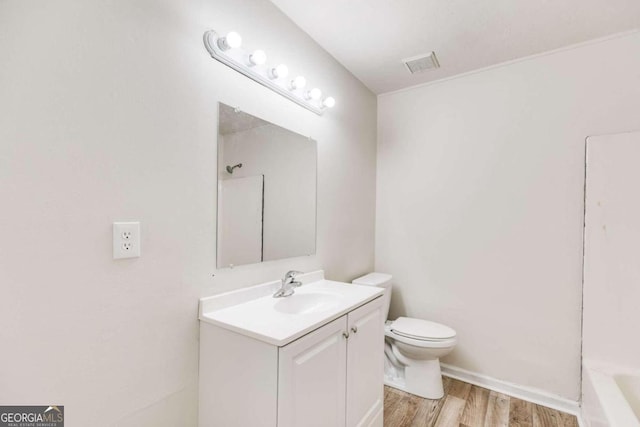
<box><xmin>199</xmin><ymin>271</ymin><xmax>383</xmax><ymax>346</ymax></box>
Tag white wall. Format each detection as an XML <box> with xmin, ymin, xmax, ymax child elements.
<box><xmin>376</xmin><ymin>31</ymin><xmax>640</xmax><ymax>400</ymax></box>
<box><xmin>583</xmin><ymin>131</ymin><xmax>640</xmax><ymax>368</ymax></box>
<box><xmin>0</xmin><ymin>0</ymin><xmax>376</xmax><ymax>425</ymax></box>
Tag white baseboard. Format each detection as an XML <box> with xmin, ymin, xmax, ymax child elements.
<box><xmin>440</xmin><ymin>363</ymin><xmax>581</xmax><ymax>417</ymax></box>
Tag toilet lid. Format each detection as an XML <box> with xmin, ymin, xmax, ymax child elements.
<box><xmin>390</xmin><ymin>317</ymin><xmax>456</xmax><ymax>340</ymax></box>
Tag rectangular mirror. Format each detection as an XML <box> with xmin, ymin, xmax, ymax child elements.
<box><xmin>217</xmin><ymin>103</ymin><xmax>317</xmax><ymax>268</ymax></box>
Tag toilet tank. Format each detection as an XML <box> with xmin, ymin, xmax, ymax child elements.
<box><xmin>352</xmin><ymin>272</ymin><xmax>392</xmax><ymax>321</ymax></box>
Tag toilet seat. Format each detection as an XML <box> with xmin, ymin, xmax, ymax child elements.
<box><xmin>385</xmin><ymin>328</ymin><xmax>457</xmax><ymax>349</ymax></box>
<box><xmin>391</xmin><ymin>317</ymin><xmax>456</xmax><ymax>340</ymax></box>
<box><xmin>385</xmin><ymin>317</ymin><xmax>457</xmax><ymax>349</ymax></box>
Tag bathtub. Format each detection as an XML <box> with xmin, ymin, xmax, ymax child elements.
<box><xmin>582</xmin><ymin>360</ymin><xmax>640</xmax><ymax>427</ymax></box>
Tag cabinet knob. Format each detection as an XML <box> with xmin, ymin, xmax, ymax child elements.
<box><xmin>351</xmin><ymin>326</ymin><xmax>358</xmax><ymax>334</ymax></box>
<box><xmin>342</xmin><ymin>331</ymin><xmax>349</xmax><ymax>339</ymax></box>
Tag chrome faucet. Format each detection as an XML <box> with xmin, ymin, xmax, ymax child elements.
<box><xmin>273</xmin><ymin>270</ymin><xmax>303</xmax><ymax>298</ymax></box>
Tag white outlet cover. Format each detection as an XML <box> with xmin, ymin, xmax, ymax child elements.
<box><xmin>113</xmin><ymin>222</ymin><xmax>141</xmax><ymax>259</ymax></box>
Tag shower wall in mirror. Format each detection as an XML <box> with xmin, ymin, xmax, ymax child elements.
<box><xmin>217</xmin><ymin>103</ymin><xmax>317</xmax><ymax>268</ymax></box>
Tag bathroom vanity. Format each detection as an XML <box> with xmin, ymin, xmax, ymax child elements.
<box><xmin>198</xmin><ymin>271</ymin><xmax>384</xmax><ymax>427</ymax></box>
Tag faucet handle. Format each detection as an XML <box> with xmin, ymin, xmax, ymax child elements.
<box><xmin>284</xmin><ymin>270</ymin><xmax>303</xmax><ymax>281</ymax></box>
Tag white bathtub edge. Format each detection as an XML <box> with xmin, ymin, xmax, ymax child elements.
<box><xmin>577</xmin><ymin>413</ymin><xmax>588</xmax><ymax>427</ymax></box>
<box><xmin>583</xmin><ymin>360</ymin><xmax>640</xmax><ymax>427</ymax></box>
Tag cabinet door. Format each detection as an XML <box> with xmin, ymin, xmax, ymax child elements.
<box><xmin>278</xmin><ymin>316</ymin><xmax>348</xmax><ymax>427</ymax></box>
<box><xmin>346</xmin><ymin>297</ymin><xmax>384</xmax><ymax>427</ymax></box>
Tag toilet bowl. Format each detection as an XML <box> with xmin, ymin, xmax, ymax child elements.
<box><xmin>352</xmin><ymin>273</ymin><xmax>457</xmax><ymax>400</ymax></box>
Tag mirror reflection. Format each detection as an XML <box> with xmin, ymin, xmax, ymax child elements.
<box><xmin>217</xmin><ymin>103</ymin><xmax>317</xmax><ymax>268</ymax></box>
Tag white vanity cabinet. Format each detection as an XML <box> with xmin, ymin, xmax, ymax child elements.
<box><xmin>345</xmin><ymin>299</ymin><xmax>386</xmax><ymax>427</ymax></box>
<box><xmin>277</xmin><ymin>298</ymin><xmax>384</xmax><ymax>427</ymax></box>
<box><xmin>199</xmin><ymin>283</ymin><xmax>384</xmax><ymax>427</ymax></box>
<box><xmin>277</xmin><ymin>316</ymin><xmax>348</xmax><ymax>427</ymax></box>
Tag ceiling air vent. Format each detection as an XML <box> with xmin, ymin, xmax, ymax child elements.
<box><xmin>402</xmin><ymin>52</ymin><xmax>440</xmax><ymax>74</ymax></box>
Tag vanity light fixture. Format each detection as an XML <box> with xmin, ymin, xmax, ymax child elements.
<box><xmin>248</xmin><ymin>50</ymin><xmax>267</xmax><ymax>66</ymax></box>
<box><xmin>269</xmin><ymin>64</ymin><xmax>289</xmax><ymax>80</ymax></box>
<box><xmin>322</xmin><ymin>97</ymin><xmax>336</xmax><ymax>109</ymax></box>
<box><xmin>203</xmin><ymin>29</ymin><xmax>334</xmax><ymax>115</ymax></box>
<box><xmin>305</xmin><ymin>88</ymin><xmax>322</xmax><ymax>101</ymax></box>
<box><xmin>289</xmin><ymin>76</ymin><xmax>306</xmax><ymax>91</ymax></box>
<box><xmin>217</xmin><ymin>31</ymin><xmax>242</xmax><ymax>51</ymax></box>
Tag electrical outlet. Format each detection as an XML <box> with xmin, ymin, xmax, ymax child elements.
<box><xmin>113</xmin><ymin>222</ymin><xmax>141</xmax><ymax>259</ymax></box>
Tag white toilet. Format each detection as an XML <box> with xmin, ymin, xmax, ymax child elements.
<box><xmin>353</xmin><ymin>272</ymin><xmax>457</xmax><ymax>400</ymax></box>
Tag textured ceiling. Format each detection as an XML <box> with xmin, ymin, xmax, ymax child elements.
<box><xmin>271</xmin><ymin>0</ymin><xmax>640</xmax><ymax>94</ymax></box>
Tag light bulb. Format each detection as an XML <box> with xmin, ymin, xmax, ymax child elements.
<box><xmin>225</xmin><ymin>31</ymin><xmax>242</xmax><ymax>49</ymax></box>
<box><xmin>289</xmin><ymin>76</ymin><xmax>307</xmax><ymax>90</ymax></box>
<box><xmin>322</xmin><ymin>97</ymin><xmax>336</xmax><ymax>108</ymax></box>
<box><xmin>269</xmin><ymin>64</ymin><xmax>289</xmax><ymax>79</ymax></box>
<box><xmin>306</xmin><ymin>88</ymin><xmax>322</xmax><ymax>100</ymax></box>
<box><xmin>248</xmin><ymin>50</ymin><xmax>267</xmax><ymax>66</ymax></box>
<box><xmin>218</xmin><ymin>31</ymin><xmax>242</xmax><ymax>51</ymax></box>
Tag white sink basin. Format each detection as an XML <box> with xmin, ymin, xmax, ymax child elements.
<box><xmin>199</xmin><ymin>271</ymin><xmax>383</xmax><ymax>346</ymax></box>
<box><xmin>273</xmin><ymin>292</ymin><xmax>342</xmax><ymax>315</ymax></box>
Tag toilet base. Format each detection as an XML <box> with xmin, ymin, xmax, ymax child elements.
<box><xmin>384</xmin><ymin>357</ymin><xmax>445</xmax><ymax>400</ymax></box>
